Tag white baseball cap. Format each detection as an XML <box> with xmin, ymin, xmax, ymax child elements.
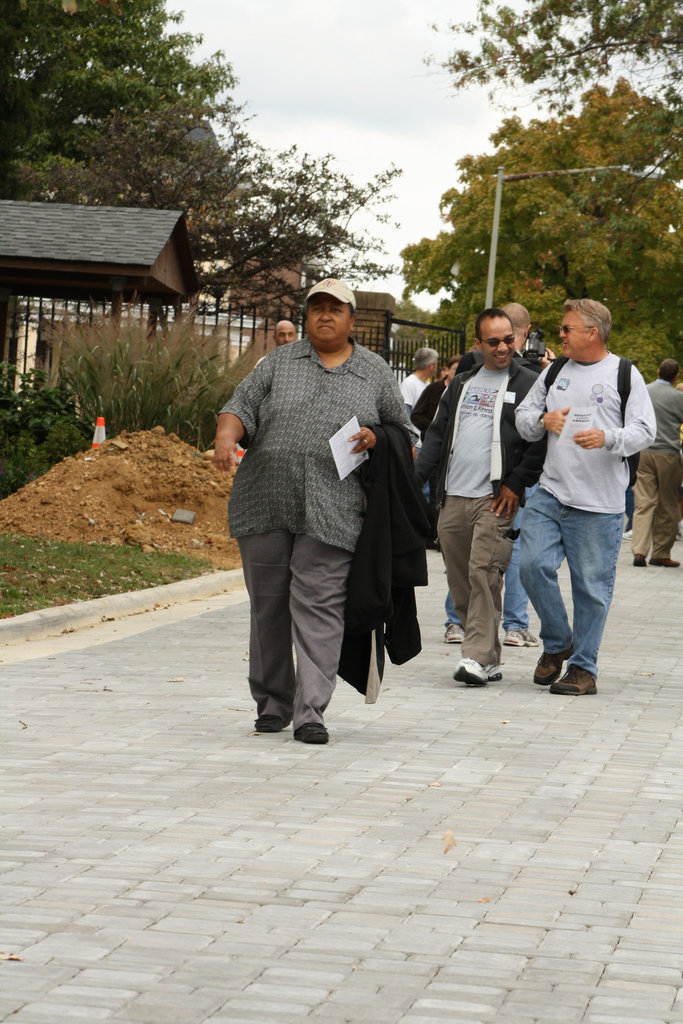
<box><xmin>305</xmin><ymin>278</ymin><xmax>356</xmax><ymax>310</ymax></box>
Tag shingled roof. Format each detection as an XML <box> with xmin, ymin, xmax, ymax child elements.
<box><xmin>0</xmin><ymin>201</ymin><xmax>199</xmax><ymax>301</ymax></box>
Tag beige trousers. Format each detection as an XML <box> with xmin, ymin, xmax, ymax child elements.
<box><xmin>631</xmin><ymin>450</ymin><xmax>683</xmax><ymax>559</ymax></box>
<box><xmin>438</xmin><ymin>495</ymin><xmax>514</xmax><ymax>667</ymax></box>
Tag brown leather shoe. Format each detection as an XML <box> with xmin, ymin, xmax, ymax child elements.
<box><xmin>533</xmin><ymin>644</ymin><xmax>574</xmax><ymax>686</ymax></box>
<box><xmin>549</xmin><ymin>665</ymin><xmax>597</xmax><ymax>695</ymax></box>
<box><xmin>632</xmin><ymin>555</ymin><xmax>647</xmax><ymax>567</ymax></box>
<box><xmin>649</xmin><ymin>557</ymin><xmax>680</xmax><ymax>567</ymax></box>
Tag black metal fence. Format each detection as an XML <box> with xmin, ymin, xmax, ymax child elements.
<box><xmin>2</xmin><ymin>296</ymin><xmax>466</xmax><ymax>384</ymax></box>
<box><xmin>352</xmin><ymin>311</ymin><xmax>466</xmax><ymax>382</ymax></box>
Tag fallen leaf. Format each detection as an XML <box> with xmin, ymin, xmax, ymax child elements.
<box><xmin>19</xmin><ymin>721</ymin><xmax>27</xmax><ymax>730</ymax></box>
<box><xmin>429</xmin><ymin>782</ymin><xmax>441</xmax><ymax>787</ymax></box>
<box><xmin>0</xmin><ymin>952</ymin><xmax>23</xmax><ymax>961</ymax></box>
<box><xmin>568</xmin><ymin>889</ymin><xmax>576</xmax><ymax>895</ymax></box>
<box><xmin>500</xmin><ymin>719</ymin><xmax>510</xmax><ymax>724</ymax></box>
<box><xmin>442</xmin><ymin>830</ymin><xmax>456</xmax><ymax>853</ymax></box>
<box><xmin>168</xmin><ymin>677</ymin><xmax>184</xmax><ymax>682</ymax></box>
<box><xmin>477</xmin><ymin>897</ymin><xmax>491</xmax><ymax>903</ymax></box>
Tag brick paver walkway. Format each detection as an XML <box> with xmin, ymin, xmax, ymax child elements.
<box><xmin>1</xmin><ymin>540</ymin><xmax>682</xmax><ymax>1023</ymax></box>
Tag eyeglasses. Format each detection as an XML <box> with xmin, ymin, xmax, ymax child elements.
<box><xmin>480</xmin><ymin>334</ymin><xmax>516</xmax><ymax>347</ymax></box>
<box><xmin>558</xmin><ymin>324</ymin><xmax>592</xmax><ymax>335</ymax></box>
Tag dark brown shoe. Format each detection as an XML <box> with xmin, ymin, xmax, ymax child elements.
<box><xmin>533</xmin><ymin>644</ymin><xmax>573</xmax><ymax>686</ymax></box>
<box><xmin>549</xmin><ymin>665</ymin><xmax>597</xmax><ymax>695</ymax></box>
<box><xmin>649</xmin><ymin>557</ymin><xmax>680</xmax><ymax>567</ymax></box>
<box><xmin>632</xmin><ymin>555</ymin><xmax>647</xmax><ymax>567</ymax></box>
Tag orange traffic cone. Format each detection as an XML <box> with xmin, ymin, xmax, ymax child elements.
<box><xmin>91</xmin><ymin>416</ymin><xmax>106</xmax><ymax>447</ymax></box>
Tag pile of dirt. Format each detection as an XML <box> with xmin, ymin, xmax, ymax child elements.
<box><xmin>0</xmin><ymin>427</ymin><xmax>241</xmax><ymax>569</ymax></box>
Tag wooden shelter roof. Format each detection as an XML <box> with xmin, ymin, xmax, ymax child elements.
<box><xmin>0</xmin><ymin>201</ymin><xmax>199</xmax><ymax>302</ymax></box>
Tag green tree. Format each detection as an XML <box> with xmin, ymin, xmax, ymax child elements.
<box><xmin>437</xmin><ymin>0</ymin><xmax>683</xmax><ymax>113</ymax></box>
<box><xmin>22</xmin><ymin>99</ymin><xmax>401</xmax><ymax>305</ymax></box>
<box><xmin>401</xmin><ymin>82</ymin><xmax>682</xmax><ymax>377</ymax></box>
<box><xmin>1</xmin><ymin>0</ymin><xmax>231</xmax><ymax>196</ymax></box>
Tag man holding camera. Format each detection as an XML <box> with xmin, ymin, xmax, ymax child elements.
<box><xmin>498</xmin><ymin>303</ymin><xmax>555</xmax><ymax>647</ymax></box>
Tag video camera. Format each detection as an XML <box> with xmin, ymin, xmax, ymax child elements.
<box><xmin>524</xmin><ymin>326</ymin><xmax>546</xmax><ymax>361</ymax></box>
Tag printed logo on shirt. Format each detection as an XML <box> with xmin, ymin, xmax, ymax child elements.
<box><xmin>464</xmin><ymin>391</ymin><xmax>496</xmax><ymax>410</ymax></box>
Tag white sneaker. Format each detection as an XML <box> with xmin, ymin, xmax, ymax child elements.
<box><xmin>504</xmin><ymin>630</ymin><xmax>525</xmax><ymax>647</ymax></box>
<box><xmin>453</xmin><ymin>658</ymin><xmax>502</xmax><ymax>686</ymax></box>
<box><xmin>623</xmin><ymin>529</ymin><xmax>632</xmax><ymax>539</ymax></box>
<box><xmin>444</xmin><ymin>623</ymin><xmax>464</xmax><ymax>644</ymax></box>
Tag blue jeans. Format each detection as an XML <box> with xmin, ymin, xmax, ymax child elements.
<box><xmin>444</xmin><ymin>590</ymin><xmax>462</xmax><ymax>628</ymax></box>
<box><xmin>519</xmin><ymin>488</ymin><xmax>623</xmax><ymax>680</ymax></box>
<box><xmin>502</xmin><ymin>487</ymin><xmax>536</xmax><ymax>631</ymax></box>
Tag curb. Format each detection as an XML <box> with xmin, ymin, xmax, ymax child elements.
<box><xmin>0</xmin><ymin>569</ymin><xmax>246</xmax><ymax>645</ymax></box>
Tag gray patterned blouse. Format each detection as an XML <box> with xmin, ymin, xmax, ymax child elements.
<box><xmin>220</xmin><ymin>338</ymin><xmax>413</xmax><ymax>551</ymax></box>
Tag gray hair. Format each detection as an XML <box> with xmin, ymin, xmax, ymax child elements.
<box><xmin>563</xmin><ymin>299</ymin><xmax>612</xmax><ymax>344</ymax></box>
<box><xmin>413</xmin><ymin>347</ymin><xmax>439</xmax><ymax>370</ymax></box>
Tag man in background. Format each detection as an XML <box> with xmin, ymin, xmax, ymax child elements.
<box><xmin>274</xmin><ymin>319</ymin><xmax>297</xmax><ymax>346</ymax></box>
<box><xmin>400</xmin><ymin>347</ymin><xmax>439</xmax><ymax>416</ymax></box>
<box><xmin>631</xmin><ymin>358</ymin><xmax>683</xmax><ymax>568</ymax></box>
<box><xmin>499</xmin><ymin>302</ymin><xmax>544</xmax><ymax>648</ymax></box>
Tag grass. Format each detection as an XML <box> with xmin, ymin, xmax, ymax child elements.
<box><xmin>0</xmin><ymin>534</ymin><xmax>214</xmax><ymax>618</ymax></box>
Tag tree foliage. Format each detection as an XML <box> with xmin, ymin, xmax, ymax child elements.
<box><xmin>1</xmin><ymin>0</ymin><xmax>231</xmax><ymax>197</ymax></box>
<box><xmin>22</xmin><ymin>99</ymin><xmax>400</xmax><ymax>305</ymax></box>
<box><xmin>437</xmin><ymin>0</ymin><xmax>683</xmax><ymax>113</ymax></box>
<box><xmin>401</xmin><ymin>82</ymin><xmax>682</xmax><ymax>377</ymax></box>
<box><xmin>5</xmin><ymin>2</ymin><xmax>400</xmax><ymax>305</ymax></box>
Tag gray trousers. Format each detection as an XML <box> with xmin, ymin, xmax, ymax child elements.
<box><xmin>237</xmin><ymin>531</ymin><xmax>353</xmax><ymax>728</ymax></box>
<box><xmin>438</xmin><ymin>495</ymin><xmax>514</xmax><ymax>667</ymax></box>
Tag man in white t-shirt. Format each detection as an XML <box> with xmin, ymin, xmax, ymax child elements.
<box><xmin>516</xmin><ymin>298</ymin><xmax>656</xmax><ymax>695</ymax></box>
<box><xmin>400</xmin><ymin>347</ymin><xmax>439</xmax><ymax>416</ymax></box>
<box><xmin>415</xmin><ymin>310</ymin><xmax>546</xmax><ymax>686</ymax></box>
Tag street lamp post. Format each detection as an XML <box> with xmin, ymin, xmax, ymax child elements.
<box><xmin>484</xmin><ymin>164</ymin><xmax>661</xmax><ymax>307</ymax></box>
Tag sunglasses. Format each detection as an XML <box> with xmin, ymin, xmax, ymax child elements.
<box><xmin>558</xmin><ymin>324</ymin><xmax>592</xmax><ymax>335</ymax></box>
<box><xmin>480</xmin><ymin>334</ymin><xmax>516</xmax><ymax>347</ymax></box>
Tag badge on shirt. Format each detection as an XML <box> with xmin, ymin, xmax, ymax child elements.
<box><xmin>504</xmin><ymin>391</ymin><xmax>516</xmax><ymax>403</ymax></box>
<box><xmin>556</xmin><ymin>377</ymin><xmax>570</xmax><ymax>391</ymax></box>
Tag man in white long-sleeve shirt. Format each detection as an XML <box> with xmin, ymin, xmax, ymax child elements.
<box><xmin>515</xmin><ymin>299</ymin><xmax>656</xmax><ymax>696</ymax></box>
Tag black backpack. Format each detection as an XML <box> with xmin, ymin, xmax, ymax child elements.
<box><xmin>543</xmin><ymin>356</ymin><xmax>639</xmax><ymax>487</ymax></box>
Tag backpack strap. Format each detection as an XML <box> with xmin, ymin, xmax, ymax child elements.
<box><xmin>616</xmin><ymin>356</ymin><xmax>633</xmax><ymax>423</ymax></box>
<box><xmin>542</xmin><ymin>356</ymin><xmax>568</xmax><ymax>395</ymax></box>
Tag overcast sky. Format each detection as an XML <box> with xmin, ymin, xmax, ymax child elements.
<box><xmin>180</xmin><ymin>0</ymin><xmax>517</xmax><ymax>309</ymax></box>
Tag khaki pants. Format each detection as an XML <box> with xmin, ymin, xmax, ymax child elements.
<box><xmin>631</xmin><ymin>450</ymin><xmax>683</xmax><ymax>560</ymax></box>
<box><xmin>438</xmin><ymin>495</ymin><xmax>514</xmax><ymax>667</ymax></box>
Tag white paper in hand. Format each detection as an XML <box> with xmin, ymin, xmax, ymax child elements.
<box><xmin>330</xmin><ymin>415</ymin><xmax>369</xmax><ymax>480</ymax></box>
<box><xmin>558</xmin><ymin>406</ymin><xmax>594</xmax><ymax>444</ymax></box>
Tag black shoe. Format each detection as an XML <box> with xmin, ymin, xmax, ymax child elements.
<box><xmin>293</xmin><ymin>723</ymin><xmax>329</xmax><ymax>744</ymax></box>
<box><xmin>254</xmin><ymin>714</ymin><xmax>289</xmax><ymax>733</ymax></box>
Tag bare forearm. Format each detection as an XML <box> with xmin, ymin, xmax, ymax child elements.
<box><xmin>213</xmin><ymin>412</ymin><xmax>246</xmax><ymax>474</ymax></box>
